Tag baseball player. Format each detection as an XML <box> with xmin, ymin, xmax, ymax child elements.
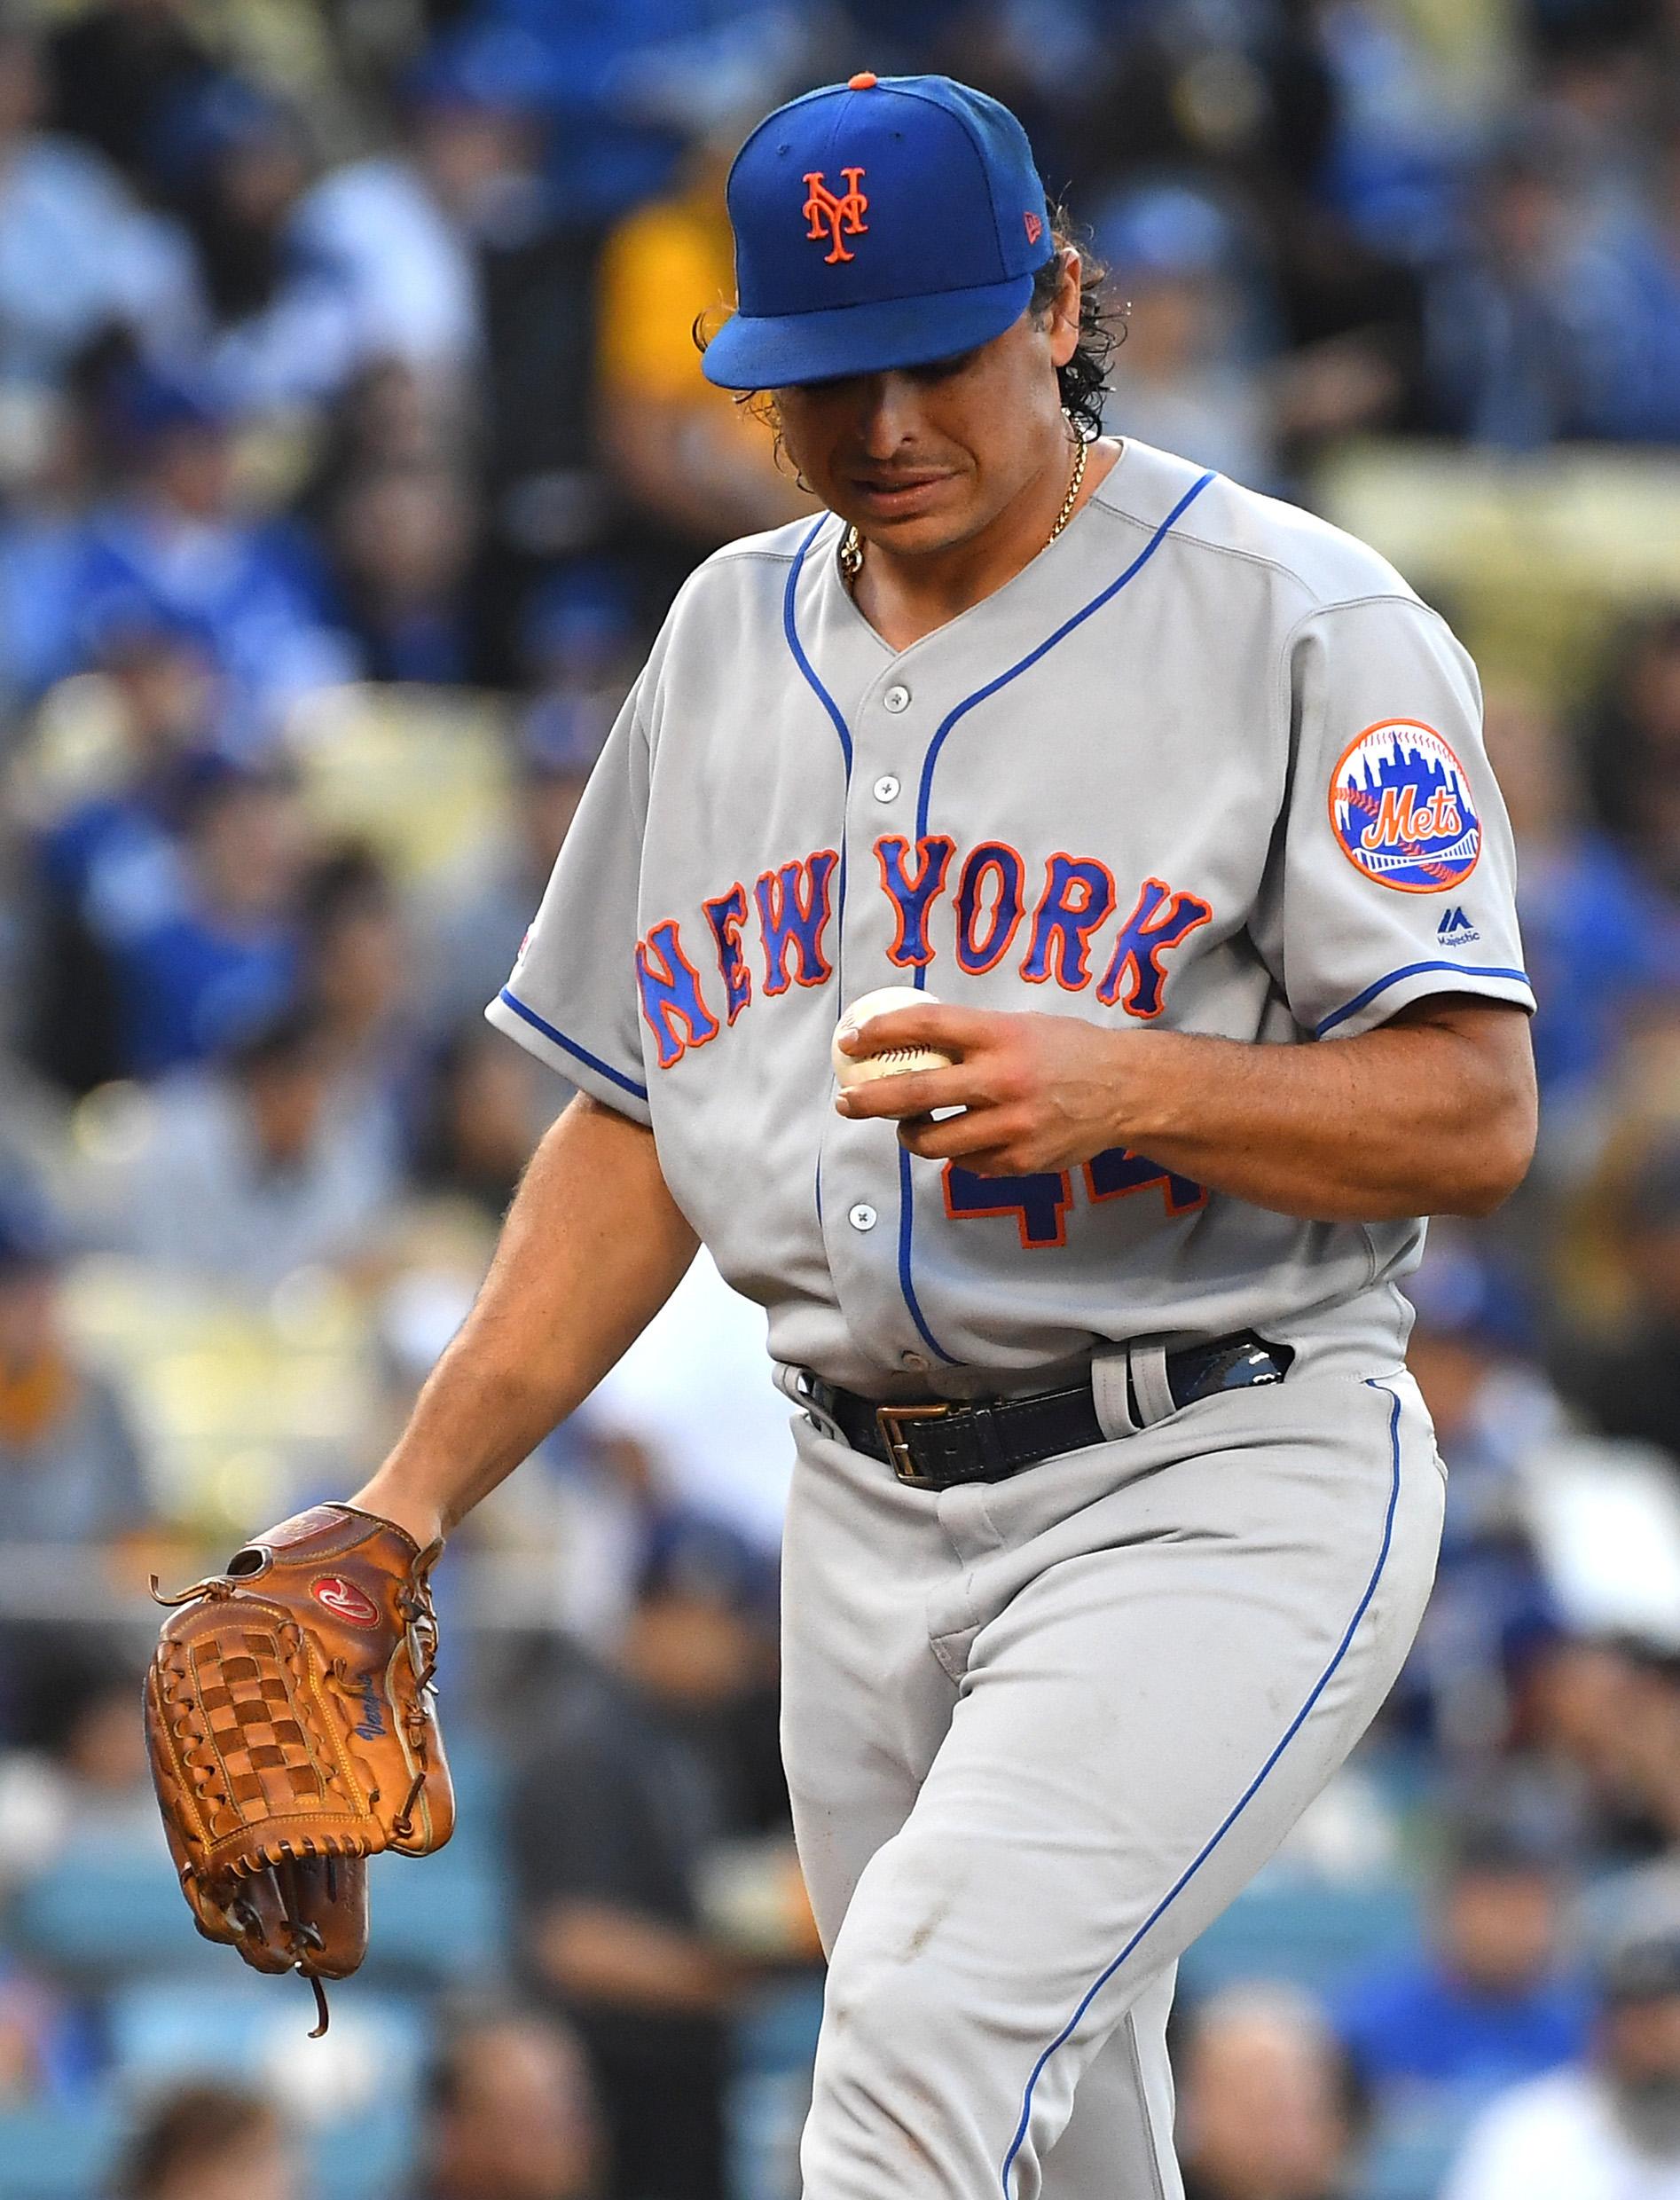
<box><xmin>349</xmin><ymin>72</ymin><xmax>1537</xmax><ymax>2200</ymax></box>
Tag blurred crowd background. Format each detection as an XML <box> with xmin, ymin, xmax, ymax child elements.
<box><xmin>0</xmin><ymin>0</ymin><xmax>1677</xmax><ymax>2196</ymax></box>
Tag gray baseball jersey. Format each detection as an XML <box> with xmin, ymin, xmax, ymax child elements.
<box><xmin>486</xmin><ymin>438</ymin><xmax>1526</xmax><ymax>2199</ymax></box>
<box><xmin>489</xmin><ymin>437</ymin><xmax>1532</xmax><ymax>1393</ymax></box>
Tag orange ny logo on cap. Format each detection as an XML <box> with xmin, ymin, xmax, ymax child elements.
<box><xmin>802</xmin><ymin>167</ymin><xmax>868</xmax><ymax>263</ymax></box>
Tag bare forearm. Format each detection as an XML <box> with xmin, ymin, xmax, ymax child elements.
<box><xmin>1112</xmin><ymin>1005</ymin><xmax>1536</xmax><ymax>1221</ymax></box>
<box><xmin>352</xmin><ymin>1096</ymin><xmax>697</xmax><ymax>1543</ymax></box>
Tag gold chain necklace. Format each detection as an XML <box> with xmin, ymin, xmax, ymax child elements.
<box><xmin>838</xmin><ymin>432</ymin><xmax>1089</xmax><ymax>585</ymax></box>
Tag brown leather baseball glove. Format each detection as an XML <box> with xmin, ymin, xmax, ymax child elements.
<box><xmin>145</xmin><ymin>1502</ymin><xmax>452</xmax><ymax>2033</ymax></box>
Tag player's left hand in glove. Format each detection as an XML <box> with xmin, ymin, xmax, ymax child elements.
<box><xmin>144</xmin><ymin>1503</ymin><xmax>453</xmax><ymax>2034</ymax></box>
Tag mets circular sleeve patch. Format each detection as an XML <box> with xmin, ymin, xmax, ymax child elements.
<box><xmin>1328</xmin><ymin>719</ymin><xmax>1482</xmax><ymax>893</ymax></box>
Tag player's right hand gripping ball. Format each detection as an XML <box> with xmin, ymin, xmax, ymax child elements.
<box><xmin>144</xmin><ymin>1503</ymin><xmax>453</xmax><ymax>2034</ymax></box>
<box><xmin>831</xmin><ymin>985</ymin><xmax>955</xmax><ymax>1089</ymax></box>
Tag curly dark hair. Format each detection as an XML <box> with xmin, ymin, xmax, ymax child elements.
<box><xmin>1033</xmin><ymin>210</ymin><xmax>1121</xmax><ymax>441</ymax></box>
<box><xmin>694</xmin><ymin>203</ymin><xmax>1121</xmax><ymax>456</ymax></box>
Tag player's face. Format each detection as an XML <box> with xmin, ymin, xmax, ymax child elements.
<box><xmin>773</xmin><ymin>254</ymin><xmax>1085</xmax><ymax>559</ymax></box>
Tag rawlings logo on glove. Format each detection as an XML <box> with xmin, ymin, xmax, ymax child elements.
<box><xmin>310</xmin><ymin>1575</ymin><xmax>380</xmax><ymax>1626</ymax></box>
<box><xmin>145</xmin><ymin>1503</ymin><xmax>452</xmax><ymax>2034</ymax></box>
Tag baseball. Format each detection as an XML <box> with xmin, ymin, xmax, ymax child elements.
<box><xmin>831</xmin><ymin>986</ymin><xmax>954</xmax><ymax>1089</ymax></box>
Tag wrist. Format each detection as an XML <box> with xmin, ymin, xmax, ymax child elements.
<box><xmin>347</xmin><ymin>1468</ymin><xmax>449</xmax><ymax>1551</ymax></box>
<box><xmin>1103</xmin><ymin>1026</ymin><xmax>1186</xmax><ymax>1151</ymax></box>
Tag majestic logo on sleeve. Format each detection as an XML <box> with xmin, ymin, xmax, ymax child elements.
<box><xmin>1329</xmin><ymin>720</ymin><xmax>1481</xmax><ymax>894</ymax></box>
<box><xmin>803</xmin><ymin>168</ymin><xmax>868</xmax><ymax>263</ymax></box>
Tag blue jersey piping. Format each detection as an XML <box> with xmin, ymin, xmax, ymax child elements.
<box><xmin>1315</xmin><ymin>961</ymin><xmax>1532</xmax><ymax>1037</ymax></box>
<box><xmin>496</xmin><ymin>988</ymin><xmax>649</xmax><ymax>1102</ymax></box>
<box><xmin>913</xmin><ymin>470</ymin><xmax>1216</xmax><ymax>844</ymax></box>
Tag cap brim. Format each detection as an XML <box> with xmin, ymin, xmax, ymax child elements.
<box><xmin>699</xmin><ymin>271</ymin><xmax>1037</xmax><ymax>389</ymax></box>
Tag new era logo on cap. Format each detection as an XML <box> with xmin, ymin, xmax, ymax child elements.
<box><xmin>701</xmin><ymin>72</ymin><xmax>1055</xmax><ymax>390</ymax></box>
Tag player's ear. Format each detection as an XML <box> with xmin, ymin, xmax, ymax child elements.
<box><xmin>1047</xmin><ymin>250</ymin><xmax>1082</xmax><ymax>370</ymax></box>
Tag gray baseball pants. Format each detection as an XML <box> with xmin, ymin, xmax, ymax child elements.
<box><xmin>779</xmin><ymin>1357</ymin><xmax>1444</xmax><ymax>2199</ymax></box>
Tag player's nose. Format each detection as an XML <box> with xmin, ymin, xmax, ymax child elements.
<box><xmin>851</xmin><ymin>373</ymin><xmax>930</xmax><ymax>456</ymax></box>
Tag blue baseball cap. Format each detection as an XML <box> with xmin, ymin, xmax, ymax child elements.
<box><xmin>701</xmin><ymin>72</ymin><xmax>1054</xmax><ymax>390</ymax></box>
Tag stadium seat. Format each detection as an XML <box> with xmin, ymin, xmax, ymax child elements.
<box><xmin>1354</xmin><ymin>2096</ymin><xmax>1483</xmax><ymax>2200</ymax></box>
<box><xmin>12</xmin><ymin>1743</ymin><xmax>507</xmax><ymax>1987</ymax></box>
<box><xmin>359</xmin><ymin>1841</ymin><xmax>510</xmax><ymax>1982</ymax></box>
<box><xmin>0</xmin><ymin>2102</ymin><xmax>122</xmax><ymax>2200</ymax></box>
<box><xmin>357</xmin><ymin>1732</ymin><xmax>511</xmax><ymax>1982</ymax></box>
<box><xmin>730</xmin><ymin>1977</ymin><xmax>825</xmax><ymax>2200</ymax></box>
<box><xmin>287</xmin><ymin>684</ymin><xmax>514</xmax><ymax>887</ymax></box>
<box><xmin>1176</xmin><ymin>1875</ymin><xmax>1422</xmax><ymax>2000</ymax></box>
<box><xmin>11</xmin><ymin>1832</ymin><xmax>224</xmax><ymax>1982</ymax></box>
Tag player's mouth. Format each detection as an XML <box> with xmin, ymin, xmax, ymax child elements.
<box><xmin>847</xmin><ymin>472</ymin><xmax>956</xmax><ymax>519</ymax></box>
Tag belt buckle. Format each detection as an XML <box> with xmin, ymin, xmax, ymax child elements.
<box><xmin>875</xmin><ymin>1402</ymin><xmax>953</xmax><ymax>1488</ymax></box>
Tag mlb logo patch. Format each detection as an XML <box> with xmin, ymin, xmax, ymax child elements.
<box><xmin>1329</xmin><ymin>720</ymin><xmax>1481</xmax><ymax>894</ymax></box>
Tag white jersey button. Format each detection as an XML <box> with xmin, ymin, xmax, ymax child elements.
<box><xmin>872</xmin><ymin>774</ymin><xmax>900</xmax><ymax>802</ymax></box>
<box><xmin>899</xmin><ymin>1350</ymin><xmax>930</xmax><ymax>1372</ymax></box>
<box><xmin>848</xmin><ymin>1203</ymin><xmax>877</xmax><ymax>1232</ymax></box>
<box><xmin>883</xmin><ymin>683</ymin><xmax>911</xmax><ymax>713</ymax></box>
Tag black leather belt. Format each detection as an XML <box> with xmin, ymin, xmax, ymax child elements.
<box><xmin>808</xmin><ymin>1331</ymin><xmax>1292</xmax><ymax>1490</ymax></box>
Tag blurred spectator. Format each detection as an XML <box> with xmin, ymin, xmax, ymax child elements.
<box><xmin>509</xmin><ymin>1512</ymin><xmax>787</xmax><ymax>2200</ymax></box>
<box><xmin>0</xmin><ymin>1657</ymin><xmax>162</xmax><ymax>1868</ymax></box>
<box><xmin>1484</xmin><ymin>682</ymin><xmax>1671</xmax><ymax>1142</ymax></box>
<box><xmin>75</xmin><ymin>367</ymin><xmax>356</xmax><ymax>745</ymax></box>
<box><xmin>114</xmin><ymin>2080</ymin><xmax>300</xmax><ymax>2200</ymax></box>
<box><xmin>297</xmin><ymin>838</ymin><xmax>414</xmax><ymax>1096</ymax></box>
<box><xmin>202</xmin><ymin>39</ymin><xmax>560</xmax><ymax>420</ymax></box>
<box><xmin>1178</xmin><ymin>1984</ymin><xmax>1360</xmax><ymax>2200</ymax></box>
<box><xmin>229</xmin><ymin>59</ymin><xmax>492</xmax><ymax>412</ymax></box>
<box><xmin>89</xmin><ymin>758</ymin><xmax>306</xmax><ymax>1080</ymax></box>
<box><xmin>1560</xmin><ymin>1141</ymin><xmax>1680</xmax><ymax>1461</ymax></box>
<box><xmin>1523</xmin><ymin>1635</ymin><xmax>1680</xmax><ymax>1866</ymax></box>
<box><xmin>1442</xmin><ymin>1866</ymin><xmax>1680</xmax><ymax>2199</ymax></box>
<box><xmin>459</xmin><ymin>4</ymin><xmax>809</xmax><ymax>229</ymax></box>
<box><xmin>0</xmin><ymin>1186</ymin><xmax>147</xmax><ymax>1545</ymax></box>
<box><xmin>45</xmin><ymin>0</ymin><xmax>216</xmax><ymax>192</ymax></box>
<box><xmin>408</xmin><ymin>2008</ymin><xmax>606</xmax><ymax>2200</ymax></box>
<box><xmin>412</xmin><ymin>1022</ymin><xmax>546</xmax><ymax>1221</ymax></box>
<box><xmin>1594</xmin><ymin>107</ymin><xmax>1680</xmax><ymax>443</ymax></box>
<box><xmin>82</xmin><ymin>1000</ymin><xmax>399</xmax><ymax>1291</ymax></box>
<box><xmin>1098</xmin><ymin>183</ymin><xmax>1280</xmax><ymax>490</ymax></box>
<box><xmin>420</xmin><ymin>609</ymin><xmax>617</xmax><ymax>1036</ymax></box>
<box><xmin>595</xmin><ymin>127</ymin><xmax>815</xmax><ymax>555</ymax></box>
<box><xmin>0</xmin><ymin>379</ymin><xmax>104</xmax><ymax>702</ymax></box>
<box><xmin>300</xmin><ymin>358</ymin><xmax>459</xmax><ymax>506</ymax></box>
<box><xmin>1335</xmin><ymin>1799</ymin><xmax>1589</xmax><ymax>2115</ymax></box>
<box><xmin>1314</xmin><ymin>0</ymin><xmax>1472</xmax><ymax>261</ymax></box>
<box><xmin>0</xmin><ymin>1952</ymin><xmax>95</xmax><ymax>2103</ymax></box>
<box><xmin>160</xmin><ymin>81</ymin><xmax>316</xmax><ymax>357</ymax></box>
<box><xmin>1581</xmin><ymin>610</ymin><xmax>1680</xmax><ymax>902</ymax></box>
<box><xmin>1389</xmin><ymin>1230</ymin><xmax>1561</xmax><ymax>1754</ymax></box>
<box><xmin>0</xmin><ymin>16</ymin><xmax>200</xmax><ymax>397</ymax></box>
<box><xmin>330</xmin><ymin>464</ymin><xmax>479</xmax><ymax>685</ymax></box>
<box><xmin>1423</xmin><ymin>124</ymin><xmax>1644</xmax><ymax>448</ymax></box>
<box><xmin>20</xmin><ymin>622</ymin><xmax>227</xmax><ymax>1090</ymax></box>
<box><xmin>1095</xmin><ymin>173</ymin><xmax>1402</xmax><ymax>485</ymax></box>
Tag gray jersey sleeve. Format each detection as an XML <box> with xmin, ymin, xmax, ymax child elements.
<box><xmin>1254</xmin><ymin>594</ymin><xmax>1535</xmax><ymax>1041</ymax></box>
<box><xmin>483</xmin><ymin>681</ymin><xmax>654</xmax><ymax>1125</ymax></box>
